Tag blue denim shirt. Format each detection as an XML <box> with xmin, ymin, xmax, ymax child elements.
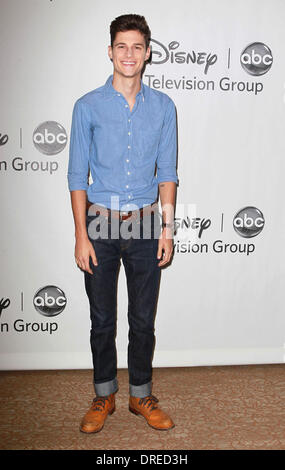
<box><xmin>67</xmin><ymin>74</ymin><xmax>178</xmax><ymax>210</ymax></box>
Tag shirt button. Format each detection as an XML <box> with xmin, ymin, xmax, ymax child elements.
<box><xmin>128</xmin><ymin>132</ymin><xmax>131</xmax><ymax>135</ymax></box>
<box><xmin>128</xmin><ymin>119</ymin><xmax>131</xmax><ymax>122</ymax></box>
<box><xmin>125</xmin><ymin>104</ymin><xmax>128</xmax><ymax>108</ymax></box>
<box><xmin>117</xmin><ymin>93</ymin><xmax>120</xmax><ymax>96</ymax></box>
<box><xmin>128</xmin><ymin>195</ymin><xmax>131</xmax><ymax>199</ymax></box>
<box><xmin>127</xmin><ymin>171</ymin><xmax>131</xmax><ymax>175</ymax></box>
<box><xmin>126</xmin><ymin>185</ymin><xmax>129</xmax><ymax>188</ymax></box>
<box><xmin>126</xmin><ymin>159</ymin><xmax>129</xmax><ymax>162</ymax></box>
<box><xmin>128</xmin><ymin>145</ymin><xmax>131</xmax><ymax>149</ymax></box>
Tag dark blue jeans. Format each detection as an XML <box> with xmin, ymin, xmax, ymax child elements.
<box><xmin>84</xmin><ymin>204</ymin><xmax>162</xmax><ymax>398</ymax></box>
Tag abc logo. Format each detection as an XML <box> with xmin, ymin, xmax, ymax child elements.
<box><xmin>233</xmin><ymin>207</ymin><xmax>265</xmax><ymax>238</ymax></box>
<box><xmin>33</xmin><ymin>121</ymin><xmax>67</xmax><ymax>155</ymax></box>
<box><xmin>33</xmin><ymin>285</ymin><xmax>67</xmax><ymax>317</ymax></box>
<box><xmin>240</xmin><ymin>42</ymin><xmax>273</xmax><ymax>76</ymax></box>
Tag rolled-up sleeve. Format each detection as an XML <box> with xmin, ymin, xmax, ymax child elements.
<box><xmin>156</xmin><ymin>98</ymin><xmax>178</xmax><ymax>185</ymax></box>
<box><xmin>67</xmin><ymin>99</ymin><xmax>92</xmax><ymax>191</ymax></box>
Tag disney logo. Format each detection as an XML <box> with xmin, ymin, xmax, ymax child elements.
<box><xmin>0</xmin><ymin>297</ymin><xmax>10</xmax><ymax>317</ymax></box>
<box><xmin>150</xmin><ymin>39</ymin><xmax>217</xmax><ymax>74</ymax></box>
<box><xmin>175</xmin><ymin>217</ymin><xmax>211</xmax><ymax>238</ymax></box>
<box><xmin>0</xmin><ymin>133</ymin><xmax>9</xmax><ymax>146</ymax></box>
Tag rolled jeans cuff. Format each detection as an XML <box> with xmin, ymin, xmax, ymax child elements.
<box><xmin>94</xmin><ymin>377</ymin><xmax>118</xmax><ymax>397</ymax></box>
<box><xmin>129</xmin><ymin>380</ymin><xmax>152</xmax><ymax>398</ymax></box>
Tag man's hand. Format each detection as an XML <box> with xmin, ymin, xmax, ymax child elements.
<box><xmin>157</xmin><ymin>228</ymin><xmax>174</xmax><ymax>267</ymax></box>
<box><xmin>75</xmin><ymin>236</ymin><xmax>98</xmax><ymax>274</ymax></box>
<box><xmin>70</xmin><ymin>190</ymin><xmax>98</xmax><ymax>274</ymax></box>
<box><xmin>157</xmin><ymin>181</ymin><xmax>176</xmax><ymax>267</ymax></box>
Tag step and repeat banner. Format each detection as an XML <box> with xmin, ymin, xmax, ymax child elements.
<box><xmin>1</xmin><ymin>0</ymin><xmax>285</xmax><ymax>370</ymax></box>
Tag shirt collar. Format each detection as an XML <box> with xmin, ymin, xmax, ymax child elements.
<box><xmin>104</xmin><ymin>74</ymin><xmax>145</xmax><ymax>102</ymax></box>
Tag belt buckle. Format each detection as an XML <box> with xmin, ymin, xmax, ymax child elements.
<box><xmin>119</xmin><ymin>210</ymin><xmax>131</xmax><ymax>221</ymax></box>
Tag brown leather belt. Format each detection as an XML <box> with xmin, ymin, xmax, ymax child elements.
<box><xmin>86</xmin><ymin>200</ymin><xmax>158</xmax><ymax>221</ymax></box>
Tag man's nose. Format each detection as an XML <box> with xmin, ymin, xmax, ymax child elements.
<box><xmin>126</xmin><ymin>47</ymin><xmax>134</xmax><ymax>57</ymax></box>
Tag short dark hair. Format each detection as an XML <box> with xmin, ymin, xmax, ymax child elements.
<box><xmin>110</xmin><ymin>14</ymin><xmax>151</xmax><ymax>49</ymax></box>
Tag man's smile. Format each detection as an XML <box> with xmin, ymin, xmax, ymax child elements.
<box><xmin>121</xmin><ymin>61</ymin><xmax>136</xmax><ymax>66</ymax></box>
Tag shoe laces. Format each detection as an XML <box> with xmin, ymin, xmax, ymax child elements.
<box><xmin>138</xmin><ymin>394</ymin><xmax>159</xmax><ymax>411</ymax></box>
<box><xmin>92</xmin><ymin>395</ymin><xmax>110</xmax><ymax>412</ymax></box>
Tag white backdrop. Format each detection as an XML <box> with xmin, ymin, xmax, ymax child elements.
<box><xmin>1</xmin><ymin>0</ymin><xmax>285</xmax><ymax>370</ymax></box>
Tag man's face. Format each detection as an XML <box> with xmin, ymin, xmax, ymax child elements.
<box><xmin>108</xmin><ymin>30</ymin><xmax>150</xmax><ymax>79</ymax></box>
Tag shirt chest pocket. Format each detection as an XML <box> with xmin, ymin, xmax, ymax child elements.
<box><xmin>135</xmin><ymin>128</ymin><xmax>161</xmax><ymax>165</ymax></box>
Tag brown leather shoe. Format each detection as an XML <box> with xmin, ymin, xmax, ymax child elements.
<box><xmin>80</xmin><ymin>393</ymin><xmax>116</xmax><ymax>433</ymax></box>
<box><xmin>129</xmin><ymin>394</ymin><xmax>175</xmax><ymax>430</ymax></box>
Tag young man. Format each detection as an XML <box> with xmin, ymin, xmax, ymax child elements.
<box><xmin>67</xmin><ymin>14</ymin><xmax>178</xmax><ymax>433</ymax></box>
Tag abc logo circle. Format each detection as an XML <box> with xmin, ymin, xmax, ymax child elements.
<box><xmin>233</xmin><ymin>207</ymin><xmax>265</xmax><ymax>238</ymax></box>
<box><xmin>33</xmin><ymin>285</ymin><xmax>67</xmax><ymax>317</ymax></box>
<box><xmin>33</xmin><ymin>121</ymin><xmax>67</xmax><ymax>155</ymax></box>
<box><xmin>240</xmin><ymin>42</ymin><xmax>273</xmax><ymax>76</ymax></box>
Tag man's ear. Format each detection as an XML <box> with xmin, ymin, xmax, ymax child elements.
<box><xmin>145</xmin><ymin>46</ymin><xmax>151</xmax><ymax>62</ymax></box>
<box><xmin>108</xmin><ymin>45</ymin><xmax>113</xmax><ymax>62</ymax></box>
